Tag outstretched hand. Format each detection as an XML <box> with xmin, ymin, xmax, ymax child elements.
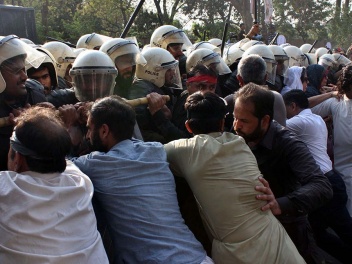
<box><xmin>255</xmin><ymin>177</ymin><xmax>282</xmax><ymax>215</ymax></box>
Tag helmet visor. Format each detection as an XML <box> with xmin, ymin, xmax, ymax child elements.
<box><xmin>0</xmin><ymin>35</ymin><xmax>46</xmax><ymax>69</ymax></box>
<box><xmin>160</xmin><ymin>61</ymin><xmax>182</xmax><ymax>90</ymax></box>
<box><xmin>266</xmin><ymin>61</ymin><xmax>278</xmax><ymax>84</ymax></box>
<box><xmin>162</xmin><ymin>30</ymin><xmax>192</xmax><ymax>50</ymax></box>
<box><xmin>202</xmin><ymin>53</ymin><xmax>231</xmax><ymax>75</ymax></box>
<box><xmin>72</xmin><ymin>70</ymin><xmax>117</xmax><ymax>101</ymax></box>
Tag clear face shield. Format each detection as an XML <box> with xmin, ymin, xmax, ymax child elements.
<box><xmin>290</xmin><ymin>54</ymin><xmax>306</xmax><ymax>67</ymax></box>
<box><xmin>0</xmin><ymin>35</ymin><xmax>46</xmax><ymax>69</ymax></box>
<box><xmin>265</xmin><ymin>59</ymin><xmax>278</xmax><ymax>84</ymax></box>
<box><xmin>275</xmin><ymin>56</ymin><xmax>289</xmax><ymax>76</ymax></box>
<box><xmin>158</xmin><ymin>61</ymin><xmax>182</xmax><ymax>90</ymax></box>
<box><xmin>70</xmin><ymin>68</ymin><xmax>118</xmax><ymax>102</ymax></box>
<box><xmin>161</xmin><ymin>30</ymin><xmax>193</xmax><ymax>51</ymax></box>
<box><xmin>108</xmin><ymin>41</ymin><xmax>147</xmax><ymax>70</ymax></box>
<box><xmin>318</xmin><ymin>59</ymin><xmax>334</xmax><ymax>71</ymax></box>
<box><xmin>202</xmin><ymin>53</ymin><xmax>232</xmax><ymax>75</ymax></box>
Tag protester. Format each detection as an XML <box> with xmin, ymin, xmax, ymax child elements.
<box><xmin>72</xmin><ymin>96</ymin><xmax>212</xmax><ymax>263</ymax></box>
<box><xmin>165</xmin><ymin>91</ymin><xmax>305</xmax><ymax>263</ymax></box>
<box><xmin>224</xmin><ymin>54</ymin><xmax>286</xmax><ymax>132</ymax></box>
<box><xmin>284</xmin><ymin>89</ymin><xmax>352</xmax><ymax>264</ymax></box>
<box><xmin>233</xmin><ymin>83</ymin><xmax>335</xmax><ymax>264</ymax></box>
<box><xmin>305</xmin><ymin>64</ymin><xmax>328</xmax><ymax>97</ymax></box>
<box><xmin>311</xmin><ymin>65</ymin><xmax>352</xmax><ymax>216</ymax></box>
<box><xmin>281</xmin><ymin>66</ymin><xmax>308</xmax><ymax>95</ymax></box>
<box><xmin>0</xmin><ymin>106</ymin><xmax>108</xmax><ymax>263</ymax></box>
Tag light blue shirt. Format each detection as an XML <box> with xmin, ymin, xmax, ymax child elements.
<box><xmin>73</xmin><ymin>139</ymin><xmax>206</xmax><ymax>264</ymax></box>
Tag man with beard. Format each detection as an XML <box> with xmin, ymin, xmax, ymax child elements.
<box><xmin>100</xmin><ymin>38</ymin><xmax>147</xmax><ymax>99</ymax></box>
<box><xmin>72</xmin><ymin>96</ymin><xmax>212</xmax><ymax>264</ymax></box>
<box><xmin>224</xmin><ymin>54</ymin><xmax>286</xmax><ymax>132</ymax></box>
<box><xmin>233</xmin><ymin>82</ymin><xmax>337</xmax><ymax>264</ymax></box>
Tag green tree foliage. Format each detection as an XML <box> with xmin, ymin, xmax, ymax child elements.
<box><xmin>328</xmin><ymin>1</ymin><xmax>352</xmax><ymax>49</ymax></box>
<box><xmin>272</xmin><ymin>0</ymin><xmax>332</xmax><ymax>43</ymax></box>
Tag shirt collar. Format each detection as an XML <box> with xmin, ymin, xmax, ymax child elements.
<box><xmin>254</xmin><ymin>120</ymin><xmax>280</xmax><ymax>150</ymax></box>
<box><xmin>298</xmin><ymin>108</ymin><xmax>312</xmax><ymax>115</ymax></box>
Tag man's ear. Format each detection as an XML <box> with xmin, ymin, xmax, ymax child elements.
<box><xmin>14</xmin><ymin>152</ymin><xmax>28</xmax><ymax>173</ymax></box>
<box><xmin>185</xmin><ymin>120</ymin><xmax>193</xmax><ymax>134</ymax></box>
<box><xmin>219</xmin><ymin>119</ymin><xmax>225</xmax><ymax>132</ymax></box>
<box><xmin>237</xmin><ymin>75</ymin><xmax>245</xmax><ymax>87</ymax></box>
<box><xmin>261</xmin><ymin>114</ymin><xmax>271</xmax><ymax>130</ymax></box>
<box><xmin>99</xmin><ymin>124</ymin><xmax>110</xmax><ymax>139</ymax></box>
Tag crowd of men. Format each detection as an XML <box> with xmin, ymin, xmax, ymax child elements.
<box><xmin>1</xmin><ymin>22</ymin><xmax>352</xmax><ymax>264</ymax></box>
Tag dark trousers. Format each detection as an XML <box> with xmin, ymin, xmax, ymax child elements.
<box><xmin>309</xmin><ymin>169</ymin><xmax>352</xmax><ymax>264</ymax></box>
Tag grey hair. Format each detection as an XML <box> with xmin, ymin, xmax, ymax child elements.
<box><xmin>237</xmin><ymin>54</ymin><xmax>267</xmax><ymax>85</ymax></box>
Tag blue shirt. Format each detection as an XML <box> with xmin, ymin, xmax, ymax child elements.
<box><xmin>73</xmin><ymin>139</ymin><xmax>206</xmax><ymax>264</ymax></box>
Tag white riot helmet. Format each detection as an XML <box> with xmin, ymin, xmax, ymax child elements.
<box><xmin>99</xmin><ymin>38</ymin><xmax>147</xmax><ymax>70</ymax></box>
<box><xmin>20</xmin><ymin>38</ymin><xmax>35</xmax><ymax>45</ymax></box>
<box><xmin>223</xmin><ymin>45</ymin><xmax>244</xmax><ymax>66</ymax></box>
<box><xmin>242</xmin><ymin>45</ymin><xmax>277</xmax><ymax>84</ymax></box>
<box><xmin>136</xmin><ymin>47</ymin><xmax>182</xmax><ymax>89</ymax></box>
<box><xmin>72</xmin><ymin>48</ymin><xmax>87</xmax><ymax>58</ymax></box>
<box><xmin>0</xmin><ymin>35</ymin><xmax>45</xmax><ymax>93</ymax></box>
<box><xmin>208</xmin><ymin>38</ymin><xmax>222</xmax><ymax>47</ymax></box>
<box><xmin>186</xmin><ymin>48</ymin><xmax>231</xmax><ymax>75</ymax></box>
<box><xmin>332</xmin><ymin>53</ymin><xmax>351</xmax><ymax>68</ymax></box>
<box><xmin>280</xmin><ymin>43</ymin><xmax>291</xmax><ymax>48</ymax></box>
<box><xmin>186</xmin><ymin>41</ymin><xmax>221</xmax><ymax>56</ymax></box>
<box><xmin>232</xmin><ymin>38</ymin><xmax>251</xmax><ymax>49</ymax></box>
<box><xmin>318</xmin><ymin>54</ymin><xmax>336</xmax><ymax>70</ymax></box>
<box><xmin>240</xmin><ymin>40</ymin><xmax>264</xmax><ymax>51</ymax></box>
<box><xmin>150</xmin><ymin>25</ymin><xmax>192</xmax><ymax>51</ymax></box>
<box><xmin>315</xmin><ymin>47</ymin><xmax>329</xmax><ymax>60</ymax></box>
<box><xmin>26</xmin><ymin>47</ymin><xmax>59</xmax><ymax>88</ymax></box>
<box><xmin>267</xmin><ymin>45</ymin><xmax>289</xmax><ymax>76</ymax></box>
<box><xmin>283</xmin><ymin>45</ymin><xmax>306</xmax><ymax>67</ymax></box>
<box><xmin>300</xmin><ymin>44</ymin><xmax>316</xmax><ymax>54</ymax></box>
<box><xmin>42</xmin><ymin>41</ymin><xmax>76</xmax><ymax>78</ymax></box>
<box><xmin>70</xmin><ymin>50</ymin><xmax>118</xmax><ymax>102</ymax></box>
<box><xmin>76</xmin><ymin>33</ymin><xmax>112</xmax><ymax>50</ymax></box>
<box><xmin>303</xmin><ymin>53</ymin><xmax>317</xmax><ymax>67</ymax></box>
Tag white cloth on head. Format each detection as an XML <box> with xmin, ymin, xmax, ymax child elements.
<box><xmin>0</xmin><ymin>160</ymin><xmax>108</xmax><ymax>264</ymax></box>
<box><xmin>281</xmin><ymin>66</ymin><xmax>304</xmax><ymax>95</ymax></box>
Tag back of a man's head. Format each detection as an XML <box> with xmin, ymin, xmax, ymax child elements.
<box><xmin>185</xmin><ymin>91</ymin><xmax>228</xmax><ymax>134</ymax></box>
<box><xmin>90</xmin><ymin>95</ymin><xmax>136</xmax><ymax>142</ymax></box>
<box><xmin>234</xmin><ymin>82</ymin><xmax>274</xmax><ymax>122</ymax></box>
<box><xmin>282</xmin><ymin>89</ymin><xmax>309</xmax><ymax>109</ymax></box>
<box><xmin>237</xmin><ymin>54</ymin><xmax>267</xmax><ymax>85</ymax></box>
<box><xmin>11</xmin><ymin>106</ymin><xmax>71</xmax><ymax>173</ymax></box>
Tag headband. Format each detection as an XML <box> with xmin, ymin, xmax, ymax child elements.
<box><xmin>10</xmin><ymin>131</ymin><xmax>53</xmax><ymax>160</ymax></box>
<box><xmin>187</xmin><ymin>75</ymin><xmax>217</xmax><ymax>84</ymax></box>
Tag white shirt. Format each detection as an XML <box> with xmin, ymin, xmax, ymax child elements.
<box><xmin>0</xmin><ymin>161</ymin><xmax>108</xmax><ymax>264</ymax></box>
<box><xmin>286</xmin><ymin>108</ymin><xmax>332</xmax><ymax>174</ymax></box>
<box><xmin>312</xmin><ymin>96</ymin><xmax>352</xmax><ymax>214</ymax></box>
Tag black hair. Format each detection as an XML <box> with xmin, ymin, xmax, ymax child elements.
<box><xmin>234</xmin><ymin>82</ymin><xmax>274</xmax><ymax>122</ymax></box>
<box><xmin>185</xmin><ymin>92</ymin><xmax>227</xmax><ymax>134</ymax></box>
<box><xmin>15</xmin><ymin>106</ymin><xmax>71</xmax><ymax>173</ymax></box>
<box><xmin>282</xmin><ymin>89</ymin><xmax>309</xmax><ymax>109</ymax></box>
<box><xmin>337</xmin><ymin>65</ymin><xmax>352</xmax><ymax>94</ymax></box>
<box><xmin>89</xmin><ymin>95</ymin><xmax>136</xmax><ymax>141</ymax></box>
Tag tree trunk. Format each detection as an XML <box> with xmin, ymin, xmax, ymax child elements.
<box><xmin>42</xmin><ymin>0</ymin><xmax>49</xmax><ymax>36</ymax></box>
<box><xmin>228</xmin><ymin>0</ymin><xmax>254</xmax><ymax>33</ymax></box>
<box><xmin>335</xmin><ymin>0</ymin><xmax>341</xmax><ymax>18</ymax></box>
<box><xmin>344</xmin><ymin>0</ymin><xmax>349</xmax><ymax>11</ymax></box>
